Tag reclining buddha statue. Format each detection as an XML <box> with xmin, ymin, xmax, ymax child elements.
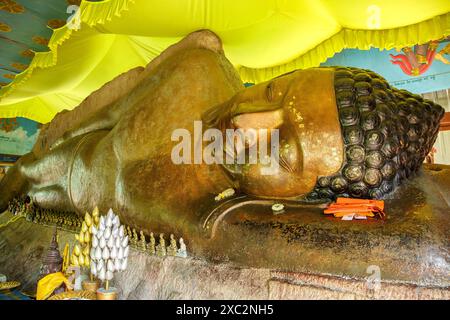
<box><xmin>0</xmin><ymin>30</ymin><xmax>444</xmax><ymax>243</ymax></box>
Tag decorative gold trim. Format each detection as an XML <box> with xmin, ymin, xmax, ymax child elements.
<box><xmin>96</xmin><ymin>288</ymin><xmax>117</xmax><ymax>300</ymax></box>
<box><xmin>47</xmin><ymin>289</ymin><xmax>96</xmax><ymax>300</ymax></box>
<box><xmin>0</xmin><ymin>281</ymin><xmax>21</xmax><ymax>291</ymax></box>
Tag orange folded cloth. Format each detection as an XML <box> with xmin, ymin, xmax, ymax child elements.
<box><xmin>324</xmin><ymin>198</ymin><xmax>386</xmax><ymax>220</ymax></box>
<box><xmin>335</xmin><ymin>198</ymin><xmax>384</xmax><ymax>210</ymax></box>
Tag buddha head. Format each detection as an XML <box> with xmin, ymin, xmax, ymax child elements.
<box><xmin>203</xmin><ymin>68</ymin><xmax>344</xmax><ymax>199</ymax></box>
<box><xmin>203</xmin><ymin>67</ymin><xmax>444</xmax><ymax>200</ymax></box>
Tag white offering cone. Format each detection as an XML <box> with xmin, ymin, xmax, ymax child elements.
<box><xmin>107</xmin><ymin>260</ymin><xmax>115</xmax><ymax>273</ymax></box>
<box><xmin>110</xmin><ymin>246</ymin><xmax>117</xmax><ymax>259</ymax></box>
<box><xmin>99</xmin><ymin>237</ymin><xmax>106</xmax><ymax>249</ymax></box>
<box><xmin>122</xmin><ymin>236</ymin><xmax>128</xmax><ymax>247</ymax></box>
<box><xmin>99</xmin><ymin>216</ymin><xmax>105</xmax><ymax>228</ymax></box>
<box><xmin>107</xmin><ymin>208</ymin><xmax>114</xmax><ymax>219</ymax></box>
<box><xmin>117</xmin><ymin>247</ymin><xmax>124</xmax><ymax>259</ymax></box>
<box><xmin>95</xmin><ymin>246</ymin><xmax>102</xmax><ymax>261</ymax></box>
<box><xmin>102</xmin><ymin>246</ymin><xmax>110</xmax><ymax>260</ymax></box>
<box><xmin>121</xmin><ymin>258</ymin><xmax>128</xmax><ymax>271</ymax></box>
<box><xmin>114</xmin><ymin>258</ymin><xmax>121</xmax><ymax>271</ymax></box>
<box><xmin>113</xmin><ymin>215</ymin><xmax>120</xmax><ymax>227</ymax></box>
<box><xmin>98</xmin><ymin>268</ymin><xmax>106</xmax><ymax>281</ymax></box>
<box><xmin>104</xmin><ymin>226</ymin><xmax>111</xmax><ymax>239</ymax></box>
<box><xmin>97</xmin><ymin>259</ymin><xmax>104</xmax><ymax>272</ymax></box>
<box><xmin>106</xmin><ymin>215</ymin><xmax>113</xmax><ymax>228</ymax></box>
<box><xmin>90</xmin><ymin>248</ymin><xmax>96</xmax><ymax>260</ymax></box>
<box><xmin>107</xmin><ymin>236</ymin><xmax>114</xmax><ymax>248</ymax></box>
<box><xmin>92</xmin><ymin>236</ymin><xmax>98</xmax><ymax>248</ymax></box>
<box><xmin>106</xmin><ymin>270</ymin><xmax>114</xmax><ymax>281</ymax></box>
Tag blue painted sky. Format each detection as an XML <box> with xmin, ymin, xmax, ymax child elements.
<box><xmin>321</xmin><ymin>41</ymin><xmax>450</xmax><ymax>94</ymax></box>
<box><xmin>0</xmin><ymin>117</ymin><xmax>40</xmax><ymax>155</ymax></box>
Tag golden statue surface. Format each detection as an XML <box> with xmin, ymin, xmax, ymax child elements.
<box><xmin>0</xmin><ymin>30</ymin><xmax>445</xmax><ymax>249</ymax></box>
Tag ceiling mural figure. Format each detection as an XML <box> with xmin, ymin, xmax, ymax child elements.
<box><xmin>389</xmin><ymin>37</ymin><xmax>450</xmax><ymax>76</ymax></box>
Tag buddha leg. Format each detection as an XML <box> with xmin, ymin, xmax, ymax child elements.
<box><xmin>27</xmin><ymin>185</ymin><xmax>70</xmax><ymax>210</ymax></box>
<box><xmin>0</xmin><ymin>134</ymin><xmax>87</xmax><ymax>213</ymax></box>
<box><xmin>20</xmin><ymin>141</ymin><xmax>71</xmax><ymax>188</ymax></box>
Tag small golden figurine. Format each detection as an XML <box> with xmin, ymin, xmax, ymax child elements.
<box><xmin>147</xmin><ymin>232</ymin><xmax>156</xmax><ymax>255</ymax></box>
<box><xmin>139</xmin><ymin>231</ymin><xmax>146</xmax><ymax>251</ymax></box>
<box><xmin>131</xmin><ymin>228</ymin><xmax>138</xmax><ymax>246</ymax></box>
<box><xmin>156</xmin><ymin>233</ymin><xmax>166</xmax><ymax>257</ymax></box>
<box><xmin>126</xmin><ymin>226</ymin><xmax>132</xmax><ymax>238</ymax></box>
<box><xmin>167</xmin><ymin>234</ymin><xmax>178</xmax><ymax>256</ymax></box>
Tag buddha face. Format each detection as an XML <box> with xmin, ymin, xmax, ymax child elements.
<box><xmin>203</xmin><ymin>68</ymin><xmax>344</xmax><ymax>199</ymax></box>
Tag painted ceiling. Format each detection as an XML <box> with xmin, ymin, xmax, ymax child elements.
<box><xmin>0</xmin><ymin>1</ymin><xmax>92</xmax><ymax>87</ymax></box>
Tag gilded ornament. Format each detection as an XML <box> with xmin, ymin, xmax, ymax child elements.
<box><xmin>0</xmin><ymin>0</ymin><xmax>25</xmax><ymax>14</ymax></box>
<box><xmin>0</xmin><ymin>22</ymin><xmax>11</xmax><ymax>32</ymax></box>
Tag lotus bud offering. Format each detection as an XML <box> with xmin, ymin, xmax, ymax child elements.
<box><xmin>91</xmin><ymin>208</ymin><xmax>129</xmax><ymax>300</ymax></box>
<box><xmin>85</xmin><ymin>231</ymin><xmax>91</xmax><ymax>243</ymax></box>
<box><xmin>85</xmin><ymin>212</ymin><xmax>92</xmax><ymax>227</ymax></box>
<box><xmin>73</xmin><ymin>244</ymin><xmax>81</xmax><ymax>256</ymax></box>
<box><xmin>81</xmin><ymin>221</ymin><xmax>88</xmax><ymax>233</ymax></box>
<box><xmin>67</xmin><ymin>207</ymin><xmax>101</xmax><ymax>292</ymax></box>
<box><xmin>99</xmin><ymin>237</ymin><xmax>106</xmax><ymax>249</ymax></box>
<box><xmin>79</xmin><ymin>232</ymin><xmax>85</xmax><ymax>244</ymax></box>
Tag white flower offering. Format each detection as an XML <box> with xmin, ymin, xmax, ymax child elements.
<box><xmin>90</xmin><ymin>208</ymin><xmax>130</xmax><ymax>290</ymax></box>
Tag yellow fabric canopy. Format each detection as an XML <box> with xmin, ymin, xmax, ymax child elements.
<box><xmin>1</xmin><ymin>0</ymin><xmax>449</xmax><ymax>123</ymax></box>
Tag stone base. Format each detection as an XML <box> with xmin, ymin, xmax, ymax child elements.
<box><xmin>0</xmin><ymin>210</ymin><xmax>448</xmax><ymax>300</ymax></box>
<box><xmin>115</xmin><ymin>251</ymin><xmax>449</xmax><ymax>300</ymax></box>
<box><xmin>1</xmin><ymin>165</ymin><xmax>449</xmax><ymax>299</ymax></box>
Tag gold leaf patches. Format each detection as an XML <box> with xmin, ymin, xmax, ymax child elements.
<box><xmin>0</xmin><ymin>21</ymin><xmax>11</xmax><ymax>32</ymax></box>
<box><xmin>67</xmin><ymin>0</ymin><xmax>81</xmax><ymax>6</ymax></box>
<box><xmin>0</xmin><ymin>0</ymin><xmax>25</xmax><ymax>14</ymax></box>
<box><xmin>3</xmin><ymin>73</ymin><xmax>16</xmax><ymax>79</ymax></box>
<box><xmin>47</xmin><ymin>19</ymin><xmax>66</xmax><ymax>29</ymax></box>
<box><xmin>11</xmin><ymin>62</ymin><xmax>28</xmax><ymax>70</ymax></box>
<box><xmin>32</xmin><ymin>36</ymin><xmax>49</xmax><ymax>46</ymax></box>
<box><xmin>21</xmin><ymin>49</ymin><xmax>35</xmax><ymax>58</ymax></box>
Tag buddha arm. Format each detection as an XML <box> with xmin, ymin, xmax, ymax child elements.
<box><xmin>50</xmin><ymin>100</ymin><xmax>125</xmax><ymax>149</ymax></box>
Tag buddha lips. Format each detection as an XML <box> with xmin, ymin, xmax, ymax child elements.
<box><xmin>324</xmin><ymin>197</ymin><xmax>386</xmax><ymax>220</ymax></box>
